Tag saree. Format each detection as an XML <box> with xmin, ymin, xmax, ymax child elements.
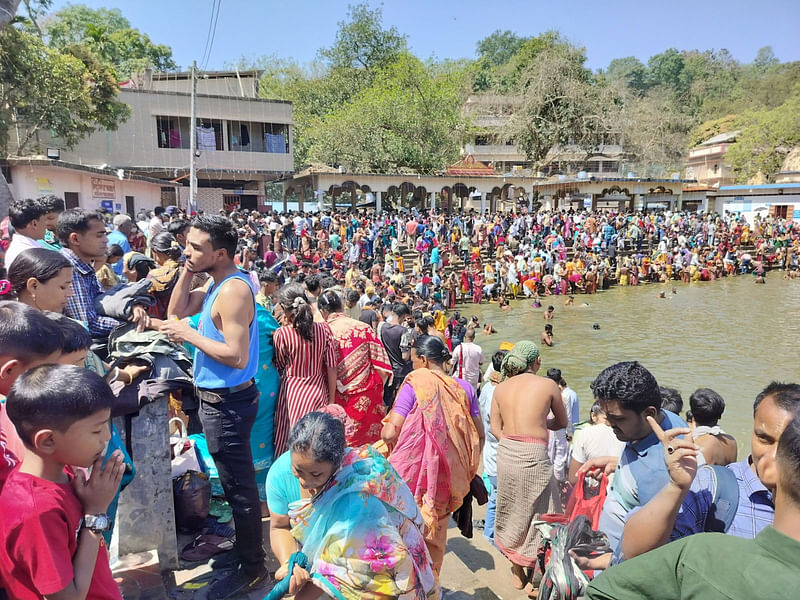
<box><xmin>327</xmin><ymin>313</ymin><xmax>392</xmax><ymax>446</ymax></box>
<box><xmin>289</xmin><ymin>445</ymin><xmax>438</xmax><ymax>600</ymax></box>
<box><xmin>252</xmin><ymin>304</ymin><xmax>280</xmax><ymax>501</ymax></box>
<box><xmin>389</xmin><ymin>369</ymin><xmax>480</xmax><ymax>575</ymax></box>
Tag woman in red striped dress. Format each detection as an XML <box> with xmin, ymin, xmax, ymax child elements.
<box><xmin>272</xmin><ymin>283</ymin><xmax>338</xmax><ymax>455</ymax></box>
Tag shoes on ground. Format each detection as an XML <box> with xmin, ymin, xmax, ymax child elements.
<box><xmin>207</xmin><ymin>564</ymin><xmax>271</xmax><ymax>600</ymax></box>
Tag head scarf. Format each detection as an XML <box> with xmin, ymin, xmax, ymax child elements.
<box><xmin>500</xmin><ymin>340</ymin><xmax>540</xmax><ymax>378</ymax></box>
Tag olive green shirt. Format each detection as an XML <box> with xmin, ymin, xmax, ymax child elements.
<box><xmin>586</xmin><ymin>526</ymin><xmax>800</xmax><ymax>600</ymax></box>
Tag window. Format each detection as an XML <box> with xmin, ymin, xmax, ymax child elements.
<box><xmin>713</xmin><ymin>164</ymin><xmax>719</xmax><ymax>174</ymax></box>
<box><xmin>155</xmin><ymin>116</ymin><xmax>189</xmax><ymax>149</ymax></box>
<box><xmin>227</xmin><ymin>121</ymin><xmax>289</xmax><ymax>153</ymax></box>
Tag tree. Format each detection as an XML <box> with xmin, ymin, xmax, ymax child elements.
<box><xmin>42</xmin><ymin>4</ymin><xmax>176</xmax><ymax>77</ymax></box>
<box><xmin>605</xmin><ymin>56</ymin><xmax>649</xmax><ymax>93</ymax></box>
<box><xmin>476</xmin><ymin>30</ymin><xmax>526</xmax><ymax>67</ymax></box>
<box><xmin>647</xmin><ymin>48</ymin><xmax>687</xmax><ymax>96</ymax></box>
<box><xmin>0</xmin><ymin>0</ymin><xmax>22</xmax><ymax>28</ymax></box>
<box><xmin>726</xmin><ymin>90</ymin><xmax>800</xmax><ymax>183</ymax></box>
<box><xmin>503</xmin><ymin>44</ymin><xmax>608</xmax><ymax>171</ymax></box>
<box><xmin>614</xmin><ymin>88</ymin><xmax>691</xmax><ymax>177</ymax></box>
<box><xmin>753</xmin><ymin>46</ymin><xmax>779</xmax><ymax>74</ymax></box>
<box><xmin>0</xmin><ymin>27</ymin><xmax>130</xmax><ymax>156</ymax></box>
<box><xmin>305</xmin><ymin>52</ymin><xmax>468</xmax><ymax>174</ymax></box>
<box><xmin>319</xmin><ymin>3</ymin><xmax>406</xmax><ymax>71</ymax></box>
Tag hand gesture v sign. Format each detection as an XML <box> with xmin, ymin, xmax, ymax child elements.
<box><xmin>646</xmin><ymin>416</ymin><xmax>701</xmax><ymax>492</ymax></box>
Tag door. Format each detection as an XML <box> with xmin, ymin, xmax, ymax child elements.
<box><xmin>125</xmin><ymin>196</ymin><xmax>135</xmax><ymax>216</ymax></box>
<box><xmin>64</xmin><ymin>192</ymin><xmax>79</xmax><ymax>209</ymax></box>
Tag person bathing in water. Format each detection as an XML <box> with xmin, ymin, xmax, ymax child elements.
<box><xmin>541</xmin><ymin>324</ymin><xmax>553</xmax><ymax>347</ymax></box>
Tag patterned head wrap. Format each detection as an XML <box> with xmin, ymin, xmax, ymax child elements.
<box><xmin>500</xmin><ymin>340</ymin><xmax>540</xmax><ymax>378</ymax></box>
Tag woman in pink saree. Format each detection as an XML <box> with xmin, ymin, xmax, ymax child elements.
<box><xmin>380</xmin><ymin>335</ymin><xmax>483</xmax><ymax>581</ymax></box>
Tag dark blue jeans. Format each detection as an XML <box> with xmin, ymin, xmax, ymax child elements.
<box><xmin>199</xmin><ymin>385</ymin><xmax>264</xmax><ymax>574</ymax></box>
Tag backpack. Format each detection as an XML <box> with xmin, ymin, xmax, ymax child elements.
<box><xmin>703</xmin><ymin>464</ymin><xmax>740</xmax><ymax>533</ymax></box>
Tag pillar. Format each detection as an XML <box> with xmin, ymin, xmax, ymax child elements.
<box><xmin>112</xmin><ymin>399</ymin><xmax>179</xmax><ymax>570</ymax></box>
<box><xmin>376</xmin><ymin>191</ymin><xmax>382</xmax><ymax>214</ymax></box>
<box><xmin>282</xmin><ymin>190</ymin><xmax>288</xmax><ymax>213</ymax></box>
<box><xmin>481</xmin><ymin>192</ymin><xmax>486</xmax><ymax>214</ymax></box>
<box><xmin>430</xmin><ymin>192</ymin><xmax>436</xmax><ymax>212</ymax></box>
<box><xmin>298</xmin><ymin>188</ymin><xmax>304</xmax><ymax>212</ymax></box>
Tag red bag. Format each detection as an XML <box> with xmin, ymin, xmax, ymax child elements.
<box><xmin>565</xmin><ymin>471</ymin><xmax>608</xmax><ymax>530</ymax></box>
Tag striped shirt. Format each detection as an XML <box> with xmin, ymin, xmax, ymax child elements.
<box><xmin>272</xmin><ymin>321</ymin><xmax>338</xmax><ymax>455</ymax></box>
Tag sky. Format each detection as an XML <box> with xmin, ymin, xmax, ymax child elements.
<box><xmin>47</xmin><ymin>0</ymin><xmax>800</xmax><ymax>72</ymax></box>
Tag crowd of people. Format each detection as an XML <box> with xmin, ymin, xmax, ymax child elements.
<box><xmin>0</xmin><ymin>195</ymin><xmax>798</xmax><ymax>600</ymax></box>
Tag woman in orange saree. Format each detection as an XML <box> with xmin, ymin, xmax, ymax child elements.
<box><xmin>318</xmin><ymin>290</ymin><xmax>392</xmax><ymax>447</ymax></box>
<box><xmin>381</xmin><ymin>335</ymin><xmax>483</xmax><ymax>581</ymax></box>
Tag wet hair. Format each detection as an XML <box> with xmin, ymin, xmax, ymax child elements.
<box><xmin>277</xmin><ymin>283</ymin><xmax>314</xmax><ymax>342</ymax></box>
<box><xmin>150</xmin><ymin>232</ymin><xmax>182</xmax><ymax>260</ymax></box>
<box><xmin>318</xmin><ymin>289</ymin><xmax>343</xmax><ymax>313</ymax></box>
<box><xmin>591</xmin><ymin>361</ymin><xmax>661</xmax><ymax>413</ymax></box>
<box><xmin>287</xmin><ymin>411</ymin><xmax>346</xmax><ymax>470</ymax></box>
<box><xmin>305</xmin><ymin>274</ymin><xmax>321</xmax><ymax>294</ymax></box>
<box><xmin>753</xmin><ymin>382</ymin><xmax>800</xmax><ymax>415</ymax></box>
<box><xmin>546</xmin><ymin>366</ymin><xmax>564</xmax><ymax>385</ymax></box>
<box><xmin>777</xmin><ymin>415</ymin><xmax>800</xmax><ymax>507</ymax></box>
<box><xmin>56</xmin><ymin>209</ymin><xmax>104</xmax><ymax>246</ymax></box>
<box><xmin>0</xmin><ymin>301</ymin><xmax>64</xmax><ymax>362</ymax></box>
<box><xmin>7</xmin><ymin>364</ymin><xmax>112</xmax><ymax>446</ymax></box>
<box><xmin>191</xmin><ymin>215</ymin><xmax>238</xmax><ymax>258</ymax></box>
<box><xmin>7</xmin><ymin>248</ymin><xmax>72</xmax><ymax>298</ymax></box>
<box><xmin>660</xmin><ymin>387</ymin><xmax>684</xmax><ymax>414</ymax></box>
<box><xmin>37</xmin><ymin>195</ymin><xmax>65</xmax><ymax>214</ymax></box>
<box><xmin>8</xmin><ymin>198</ymin><xmax>48</xmax><ymax>230</ymax></box>
<box><xmin>107</xmin><ymin>244</ymin><xmax>124</xmax><ymax>259</ymax></box>
<box><xmin>492</xmin><ymin>349</ymin><xmax>508</xmax><ymax>372</ymax></box>
<box><xmin>689</xmin><ymin>388</ymin><xmax>726</xmax><ymax>426</ymax></box>
<box><xmin>544</xmin><ymin>324</ymin><xmax>553</xmax><ymax>333</ymax></box>
<box><xmin>547</xmin><ymin>305</ymin><xmax>554</xmax><ymax>311</ymax></box>
<box><xmin>412</xmin><ymin>335</ymin><xmax>451</xmax><ymax>365</ymax></box>
<box><xmin>44</xmin><ymin>312</ymin><xmax>91</xmax><ymax>354</ymax></box>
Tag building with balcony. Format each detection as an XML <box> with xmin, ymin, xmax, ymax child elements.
<box><xmin>7</xmin><ymin>71</ymin><xmax>293</xmax><ymax>215</ymax></box>
<box><xmin>462</xmin><ymin>94</ymin><xmax>626</xmax><ymax>178</ymax></box>
<box><xmin>684</xmin><ymin>131</ymin><xmax>738</xmax><ymax>188</ymax></box>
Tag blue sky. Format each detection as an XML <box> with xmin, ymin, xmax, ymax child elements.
<box><xmin>47</xmin><ymin>0</ymin><xmax>800</xmax><ymax>72</ymax></box>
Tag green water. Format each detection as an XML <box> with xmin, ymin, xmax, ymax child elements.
<box><xmin>465</xmin><ymin>276</ymin><xmax>800</xmax><ymax>456</ymax></box>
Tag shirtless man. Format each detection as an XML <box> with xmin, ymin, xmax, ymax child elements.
<box><xmin>687</xmin><ymin>387</ymin><xmax>737</xmax><ymax>465</ymax></box>
<box><xmin>159</xmin><ymin>215</ymin><xmax>267</xmax><ymax>598</ymax></box>
<box><xmin>541</xmin><ymin>323</ymin><xmax>554</xmax><ymax>346</ymax></box>
<box><xmin>490</xmin><ymin>341</ymin><xmax>567</xmax><ymax>590</ymax></box>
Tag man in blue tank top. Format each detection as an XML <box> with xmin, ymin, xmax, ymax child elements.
<box><xmin>159</xmin><ymin>215</ymin><xmax>266</xmax><ymax>598</ymax></box>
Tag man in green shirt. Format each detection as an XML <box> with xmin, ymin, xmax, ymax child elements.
<box><xmin>586</xmin><ymin>413</ymin><xmax>800</xmax><ymax>599</ymax></box>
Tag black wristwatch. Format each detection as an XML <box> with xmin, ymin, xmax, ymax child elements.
<box><xmin>82</xmin><ymin>514</ymin><xmax>113</xmax><ymax>534</ymax></box>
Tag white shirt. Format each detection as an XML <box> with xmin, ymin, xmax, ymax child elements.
<box><xmin>478</xmin><ymin>380</ymin><xmax>499</xmax><ymax>477</ymax></box>
<box><xmin>571</xmin><ymin>423</ymin><xmax>625</xmax><ymax>465</ymax></box>
<box><xmin>5</xmin><ymin>233</ymin><xmax>43</xmax><ymax>268</ymax></box>
<box><xmin>149</xmin><ymin>216</ymin><xmax>163</xmax><ymax>239</ymax></box>
<box><xmin>561</xmin><ymin>386</ymin><xmax>580</xmax><ymax>436</ymax></box>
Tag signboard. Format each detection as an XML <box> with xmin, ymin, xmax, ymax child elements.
<box><xmin>100</xmin><ymin>200</ymin><xmax>113</xmax><ymax>211</ymax></box>
<box><xmin>583</xmin><ymin>195</ymin><xmax>592</xmax><ymax>209</ymax></box>
<box><xmin>36</xmin><ymin>178</ymin><xmax>53</xmax><ymax>194</ymax></box>
<box><xmin>91</xmin><ymin>177</ymin><xmax>115</xmax><ymax>201</ymax></box>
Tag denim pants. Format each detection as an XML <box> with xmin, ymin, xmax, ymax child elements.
<box><xmin>484</xmin><ymin>475</ymin><xmax>498</xmax><ymax>546</ymax></box>
<box><xmin>199</xmin><ymin>385</ymin><xmax>264</xmax><ymax>573</ymax></box>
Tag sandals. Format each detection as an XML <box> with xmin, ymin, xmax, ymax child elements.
<box><xmin>181</xmin><ymin>533</ymin><xmax>234</xmax><ymax>562</ymax></box>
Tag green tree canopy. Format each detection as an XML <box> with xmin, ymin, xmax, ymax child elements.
<box><xmin>0</xmin><ymin>26</ymin><xmax>129</xmax><ymax>156</ymax></box>
<box><xmin>305</xmin><ymin>52</ymin><xmax>468</xmax><ymax>174</ymax></box>
<box><xmin>43</xmin><ymin>3</ymin><xmax>176</xmax><ymax>77</ymax></box>
<box><xmin>476</xmin><ymin>30</ymin><xmax>526</xmax><ymax>68</ymax></box>
<box><xmin>726</xmin><ymin>89</ymin><xmax>800</xmax><ymax>182</ymax></box>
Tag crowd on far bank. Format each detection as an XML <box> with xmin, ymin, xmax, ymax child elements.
<box><xmin>0</xmin><ymin>195</ymin><xmax>798</xmax><ymax>600</ymax></box>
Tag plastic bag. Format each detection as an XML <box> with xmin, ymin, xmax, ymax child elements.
<box><xmin>170</xmin><ymin>417</ymin><xmax>200</xmax><ymax>478</ymax></box>
<box><xmin>173</xmin><ymin>470</ymin><xmax>211</xmax><ymax>533</ymax></box>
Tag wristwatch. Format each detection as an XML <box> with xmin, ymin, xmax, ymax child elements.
<box><xmin>82</xmin><ymin>514</ymin><xmax>113</xmax><ymax>534</ymax></box>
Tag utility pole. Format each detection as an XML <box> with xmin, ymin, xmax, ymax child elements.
<box><xmin>189</xmin><ymin>61</ymin><xmax>198</xmax><ymax>215</ymax></box>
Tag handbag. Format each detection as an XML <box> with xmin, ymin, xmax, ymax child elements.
<box><xmin>170</xmin><ymin>417</ymin><xmax>201</xmax><ymax>478</ymax></box>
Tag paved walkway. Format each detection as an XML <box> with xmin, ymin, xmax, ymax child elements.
<box><xmin>113</xmin><ymin>503</ymin><xmax>538</xmax><ymax>599</ymax></box>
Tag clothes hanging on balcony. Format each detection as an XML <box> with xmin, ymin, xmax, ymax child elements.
<box><xmin>197</xmin><ymin>126</ymin><xmax>216</xmax><ymax>151</ymax></box>
<box><xmin>265</xmin><ymin>132</ymin><xmax>285</xmax><ymax>153</ymax></box>
<box><xmin>240</xmin><ymin>124</ymin><xmax>250</xmax><ymax>146</ymax></box>
<box><xmin>169</xmin><ymin>129</ymin><xmax>182</xmax><ymax>148</ymax></box>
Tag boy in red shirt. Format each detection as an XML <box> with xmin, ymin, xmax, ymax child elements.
<box><xmin>0</xmin><ymin>301</ymin><xmax>64</xmax><ymax>490</ymax></box>
<box><xmin>0</xmin><ymin>364</ymin><xmax>125</xmax><ymax>600</ymax></box>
